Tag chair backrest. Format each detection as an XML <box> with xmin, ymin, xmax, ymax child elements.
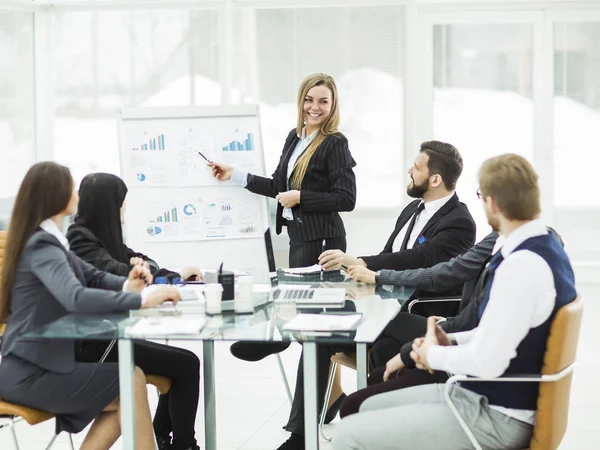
<box><xmin>0</xmin><ymin>230</ymin><xmax>5</xmax><ymax>286</ymax></box>
<box><xmin>0</xmin><ymin>231</ymin><xmax>5</xmax><ymax>342</ymax></box>
<box><xmin>530</xmin><ymin>295</ymin><xmax>583</xmax><ymax>450</ymax></box>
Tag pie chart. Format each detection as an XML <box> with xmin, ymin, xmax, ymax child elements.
<box><xmin>183</xmin><ymin>204</ymin><xmax>197</xmax><ymax>216</ymax></box>
<box><xmin>137</xmin><ymin>173</ymin><xmax>146</xmax><ymax>182</ymax></box>
<box><xmin>146</xmin><ymin>225</ymin><xmax>162</xmax><ymax>236</ymax></box>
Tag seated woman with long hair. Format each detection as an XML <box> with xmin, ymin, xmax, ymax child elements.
<box><xmin>67</xmin><ymin>172</ymin><xmax>202</xmax><ymax>282</ymax></box>
<box><xmin>66</xmin><ymin>172</ymin><xmax>203</xmax><ymax>450</ymax></box>
<box><xmin>0</xmin><ymin>162</ymin><xmax>180</xmax><ymax>450</ymax></box>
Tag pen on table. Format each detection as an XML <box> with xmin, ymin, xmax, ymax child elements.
<box><xmin>198</xmin><ymin>151</ymin><xmax>214</xmax><ymax>165</ymax></box>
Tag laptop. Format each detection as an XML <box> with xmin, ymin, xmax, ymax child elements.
<box><xmin>170</xmin><ymin>228</ymin><xmax>346</xmax><ymax>311</ymax></box>
<box><xmin>263</xmin><ymin>229</ymin><xmax>346</xmax><ymax>308</ymax></box>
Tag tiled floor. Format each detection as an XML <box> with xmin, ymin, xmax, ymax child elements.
<box><xmin>1</xmin><ymin>284</ymin><xmax>598</xmax><ymax>449</ymax></box>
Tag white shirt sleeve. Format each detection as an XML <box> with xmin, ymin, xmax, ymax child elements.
<box><xmin>449</xmin><ymin>329</ymin><xmax>476</xmax><ymax>345</ymax></box>
<box><xmin>427</xmin><ymin>250</ymin><xmax>556</xmax><ymax>378</ymax></box>
<box><xmin>230</xmin><ymin>170</ymin><xmax>249</xmax><ymax>187</ymax></box>
<box><xmin>123</xmin><ymin>280</ymin><xmax>149</xmax><ymax>306</ymax></box>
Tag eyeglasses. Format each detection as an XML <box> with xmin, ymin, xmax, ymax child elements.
<box><xmin>476</xmin><ymin>188</ymin><xmax>482</xmax><ymax>200</ymax></box>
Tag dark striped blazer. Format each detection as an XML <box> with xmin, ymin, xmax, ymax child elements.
<box><xmin>377</xmin><ymin>231</ymin><xmax>499</xmax><ymax>290</ymax></box>
<box><xmin>246</xmin><ymin>128</ymin><xmax>357</xmax><ymax>242</ymax></box>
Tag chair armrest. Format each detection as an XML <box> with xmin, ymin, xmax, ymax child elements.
<box><xmin>445</xmin><ymin>363</ymin><xmax>576</xmax><ymax>386</ymax></box>
<box><xmin>441</xmin><ymin>362</ymin><xmax>577</xmax><ymax>450</ymax></box>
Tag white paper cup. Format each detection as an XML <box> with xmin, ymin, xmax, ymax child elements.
<box><xmin>235</xmin><ymin>276</ymin><xmax>254</xmax><ymax>312</ymax></box>
<box><xmin>204</xmin><ymin>283</ymin><xmax>223</xmax><ymax>314</ymax></box>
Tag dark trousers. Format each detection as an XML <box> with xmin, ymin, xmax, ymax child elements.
<box><xmin>339</xmin><ymin>365</ymin><xmax>449</xmax><ymax>418</ymax></box>
<box><xmin>369</xmin><ymin>312</ymin><xmax>428</xmax><ymax>369</ymax></box>
<box><xmin>77</xmin><ymin>339</ymin><xmax>200</xmax><ymax>449</ymax></box>
<box><xmin>232</xmin><ymin>226</ymin><xmax>349</xmax><ymax>435</ymax></box>
<box><xmin>285</xmin><ymin>342</ymin><xmax>354</xmax><ymax>435</ymax></box>
<box><xmin>338</xmin><ymin>312</ymin><xmax>443</xmax><ymax>418</ymax></box>
<box><xmin>285</xmin><ymin>226</ymin><xmax>350</xmax><ymax>435</ymax></box>
<box><xmin>285</xmin><ymin>220</ymin><xmax>347</xmax><ymax>268</ymax></box>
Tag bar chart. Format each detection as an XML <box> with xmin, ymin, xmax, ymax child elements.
<box><xmin>134</xmin><ymin>134</ymin><xmax>166</xmax><ymax>151</ymax></box>
<box><xmin>155</xmin><ymin>207</ymin><xmax>178</xmax><ymax>223</ymax></box>
<box><xmin>222</xmin><ymin>132</ymin><xmax>254</xmax><ymax>152</ymax></box>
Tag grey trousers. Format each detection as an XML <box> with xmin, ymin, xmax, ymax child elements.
<box><xmin>333</xmin><ymin>383</ymin><xmax>533</xmax><ymax>450</ymax></box>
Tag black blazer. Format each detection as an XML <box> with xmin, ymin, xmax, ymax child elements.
<box><xmin>1</xmin><ymin>231</ymin><xmax>140</xmax><ymax>374</ymax></box>
<box><xmin>360</xmin><ymin>193</ymin><xmax>476</xmax><ymax>271</ymax></box>
<box><xmin>246</xmin><ymin>128</ymin><xmax>357</xmax><ymax>242</ymax></box>
<box><xmin>66</xmin><ymin>223</ymin><xmax>173</xmax><ymax>278</ymax></box>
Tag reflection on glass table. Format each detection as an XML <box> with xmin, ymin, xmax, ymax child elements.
<box><xmin>23</xmin><ymin>278</ymin><xmax>415</xmax><ymax>450</ymax></box>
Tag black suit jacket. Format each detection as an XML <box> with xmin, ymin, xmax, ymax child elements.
<box><xmin>360</xmin><ymin>193</ymin><xmax>476</xmax><ymax>271</ymax></box>
<box><xmin>246</xmin><ymin>128</ymin><xmax>357</xmax><ymax>242</ymax></box>
<box><xmin>66</xmin><ymin>223</ymin><xmax>175</xmax><ymax>278</ymax></box>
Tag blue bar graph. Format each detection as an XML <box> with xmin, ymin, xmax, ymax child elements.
<box><xmin>135</xmin><ymin>134</ymin><xmax>165</xmax><ymax>152</ymax></box>
<box><xmin>222</xmin><ymin>133</ymin><xmax>255</xmax><ymax>152</ymax></box>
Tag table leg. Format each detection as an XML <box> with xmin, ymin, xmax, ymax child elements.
<box><xmin>203</xmin><ymin>341</ymin><xmax>217</xmax><ymax>450</ymax></box>
<box><xmin>303</xmin><ymin>342</ymin><xmax>319</xmax><ymax>450</ymax></box>
<box><xmin>356</xmin><ymin>343</ymin><xmax>368</xmax><ymax>390</ymax></box>
<box><xmin>118</xmin><ymin>339</ymin><xmax>136</xmax><ymax>449</ymax></box>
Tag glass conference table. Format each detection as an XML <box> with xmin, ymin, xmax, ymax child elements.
<box><xmin>25</xmin><ymin>273</ymin><xmax>415</xmax><ymax>450</ymax></box>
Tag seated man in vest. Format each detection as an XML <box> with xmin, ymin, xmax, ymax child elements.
<box><xmin>319</xmin><ymin>141</ymin><xmax>476</xmax><ymax>272</ymax></box>
<box><xmin>333</xmin><ymin>153</ymin><xmax>577</xmax><ymax>450</ymax></box>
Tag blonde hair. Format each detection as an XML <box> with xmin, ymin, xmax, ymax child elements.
<box><xmin>479</xmin><ymin>154</ymin><xmax>541</xmax><ymax>221</ymax></box>
<box><xmin>290</xmin><ymin>73</ymin><xmax>340</xmax><ymax>189</ymax></box>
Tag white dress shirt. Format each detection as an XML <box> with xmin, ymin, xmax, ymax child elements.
<box><xmin>40</xmin><ymin>218</ymin><xmax>143</xmax><ymax>304</ymax></box>
<box><xmin>392</xmin><ymin>193</ymin><xmax>455</xmax><ymax>252</ymax></box>
<box><xmin>230</xmin><ymin>128</ymin><xmax>318</xmax><ymax>221</ymax></box>
<box><xmin>427</xmin><ymin>219</ymin><xmax>554</xmax><ymax>424</ymax></box>
<box><xmin>40</xmin><ymin>219</ymin><xmax>70</xmax><ymax>250</ymax></box>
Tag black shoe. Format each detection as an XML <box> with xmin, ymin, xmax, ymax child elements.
<box><xmin>157</xmin><ymin>436</ymin><xmax>172</xmax><ymax>450</ymax></box>
<box><xmin>230</xmin><ymin>341</ymin><xmax>291</xmax><ymax>362</ymax></box>
<box><xmin>276</xmin><ymin>433</ymin><xmax>305</xmax><ymax>450</ymax></box>
<box><xmin>172</xmin><ymin>443</ymin><xmax>199</xmax><ymax>450</ymax></box>
<box><xmin>323</xmin><ymin>392</ymin><xmax>346</xmax><ymax>424</ymax></box>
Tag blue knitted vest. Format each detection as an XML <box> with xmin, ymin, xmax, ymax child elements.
<box><xmin>462</xmin><ymin>232</ymin><xmax>576</xmax><ymax>410</ymax></box>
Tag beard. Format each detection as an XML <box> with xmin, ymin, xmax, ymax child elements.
<box><xmin>407</xmin><ymin>178</ymin><xmax>428</xmax><ymax>199</ymax></box>
<box><xmin>486</xmin><ymin>211</ymin><xmax>500</xmax><ymax>232</ymax></box>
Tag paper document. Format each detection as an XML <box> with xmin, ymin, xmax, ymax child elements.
<box><xmin>126</xmin><ymin>317</ymin><xmax>206</xmax><ymax>337</ymax></box>
<box><xmin>142</xmin><ymin>284</ymin><xmax>203</xmax><ymax>302</ymax></box>
<box><xmin>282</xmin><ymin>264</ymin><xmax>323</xmax><ymax>274</ymax></box>
<box><xmin>282</xmin><ymin>313</ymin><xmax>362</xmax><ymax>332</ymax></box>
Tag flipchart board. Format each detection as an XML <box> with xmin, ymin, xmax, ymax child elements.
<box><xmin>118</xmin><ymin>105</ymin><xmax>272</xmax><ymax>282</ymax></box>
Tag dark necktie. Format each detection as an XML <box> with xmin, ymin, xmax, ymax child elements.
<box><xmin>400</xmin><ymin>202</ymin><xmax>425</xmax><ymax>250</ymax></box>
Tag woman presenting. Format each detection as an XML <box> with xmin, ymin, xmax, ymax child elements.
<box><xmin>210</xmin><ymin>73</ymin><xmax>357</xmax><ymax>267</ymax></box>
<box><xmin>210</xmin><ymin>74</ymin><xmax>357</xmax><ymax>448</ymax></box>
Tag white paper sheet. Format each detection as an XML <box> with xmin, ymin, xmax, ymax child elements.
<box><xmin>282</xmin><ymin>313</ymin><xmax>362</xmax><ymax>332</ymax></box>
<box><xmin>126</xmin><ymin>317</ymin><xmax>206</xmax><ymax>337</ymax></box>
<box><xmin>282</xmin><ymin>264</ymin><xmax>323</xmax><ymax>274</ymax></box>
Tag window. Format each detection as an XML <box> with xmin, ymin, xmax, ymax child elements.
<box><xmin>52</xmin><ymin>10</ymin><xmax>219</xmax><ymax>186</ymax></box>
<box><xmin>234</xmin><ymin>6</ymin><xmax>406</xmax><ymax>208</ymax></box>
<box><xmin>553</xmin><ymin>22</ymin><xmax>600</xmax><ymax>261</ymax></box>
<box><xmin>433</xmin><ymin>23</ymin><xmax>533</xmax><ymax>239</ymax></box>
<box><xmin>553</xmin><ymin>23</ymin><xmax>600</xmax><ymax>207</ymax></box>
<box><xmin>0</xmin><ymin>11</ymin><xmax>35</xmax><ymax>227</ymax></box>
